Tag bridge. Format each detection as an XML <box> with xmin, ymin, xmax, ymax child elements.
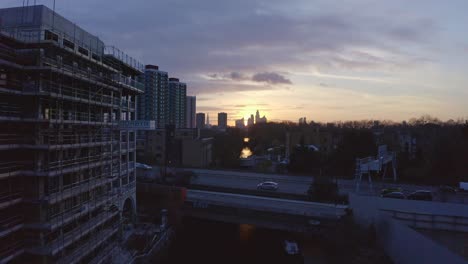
<box><xmin>183</xmin><ymin>189</ymin><xmax>349</xmax><ymax>232</ymax></box>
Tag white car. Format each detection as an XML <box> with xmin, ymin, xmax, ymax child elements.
<box><xmin>257</xmin><ymin>181</ymin><xmax>278</xmax><ymax>191</ymax></box>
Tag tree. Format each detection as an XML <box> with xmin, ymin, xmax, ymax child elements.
<box><xmin>307</xmin><ymin>175</ymin><xmax>338</xmax><ymax>202</ymax></box>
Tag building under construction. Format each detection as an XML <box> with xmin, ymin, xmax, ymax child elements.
<box><xmin>0</xmin><ymin>5</ymin><xmax>143</xmax><ymax>263</ymax></box>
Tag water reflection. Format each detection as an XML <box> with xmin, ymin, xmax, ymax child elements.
<box><xmin>240</xmin><ymin>147</ymin><xmax>253</xmax><ymax>158</ymax></box>
<box><xmin>240</xmin><ymin>137</ymin><xmax>253</xmax><ymax>158</ymax></box>
<box><xmin>239</xmin><ymin>224</ymin><xmax>255</xmax><ymax>241</ymax></box>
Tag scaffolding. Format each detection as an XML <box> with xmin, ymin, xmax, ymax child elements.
<box><xmin>0</xmin><ymin>5</ymin><xmax>142</xmax><ymax>263</ymax></box>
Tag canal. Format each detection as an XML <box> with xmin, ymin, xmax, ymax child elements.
<box><xmin>162</xmin><ymin>217</ymin><xmax>326</xmax><ymax>264</ymax></box>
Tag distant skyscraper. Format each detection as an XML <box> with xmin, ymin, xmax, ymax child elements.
<box><xmin>196</xmin><ymin>113</ymin><xmax>206</xmax><ymax>129</ymax></box>
<box><xmin>247</xmin><ymin>114</ymin><xmax>254</xmax><ymax>126</ymax></box>
<box><xmin>186</xmin><ymin>96</ymin><xmax>196</xmax><ymax>128</ymax></box>
<box><xmin>299</xmin><ymin>117</ymin><xmax>307</xmax><ymax>124</ymax></box>
<box><xmin>218</xmin><ymin>112</ymin><xmax>228</xmax><ymax>129</ymax></box>
<box><xmin>206</xmin><ymin>113</ymin><xmax>210</xmax><ymax>126</ymax></box>
<box><xmin>255</xmin><ymin>110</ymin><xmax>267</xmax><ymax>124</ymax></box>
<box><xmin>255</xmin><ymin>110</ymin><xmax>260</xmax><ymax>124</ymax></box>
<box><xmin>168</xmin><ymin>77</ymin><xmax>187</xmax><ymax>128</ymax></box>
<box><xmin>140</xmin><ymin>65</ymin><xmax>169</xmax><ymax>128</ymax></box>
<box><xmin>235</xmin><ymin>118</ymin><xmax>246</xmax><ymax>129</ymax></box>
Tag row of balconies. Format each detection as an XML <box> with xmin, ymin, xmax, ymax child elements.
<box><xmin>47</xmin><ymin>210</ymin><xmax>120</xmax><ymax>256</ymax></box>
<box><xmin>0</xmin><ymin>161</ymin><xmax>23</xmax><ymax>179</ymax></box>
<box><xmin>0</xmin><ymin>239</ymin><xmax>23</xmax><ymax>263</ymax></box>
<box><xmin>0</xmin><ymin>215</ymin><xmax>23</xmax><ymax>239</ymax></box>
<box><xmin>0</xmin><ymin>189</ymin><xmax>23</xmax><ymax>210</ymax></box>
<box><xmin>41</xmin><ymin>53</ymin><xmax>143</xmax><ymax>92</ymax></box>
<box><xmin>46</xmin><ymin>177</ymin><xmax>113</xmax><ymax>205</ymax></box>
<box><xmin>46</xmin><ymin>192</ymin><xmax>115</xmax><ymax>231</ymax></box>
<box><xmin>56</xmin><ymin>225</ymin><xmax>119</xmax><ymax>264</ymax></box>
<box><xmin>40</xmin><ymin>80</ymin><xmax>115</xmax><ymax>107</ymax></box>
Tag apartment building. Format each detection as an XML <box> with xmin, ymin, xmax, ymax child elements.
<box><xmin>0</xmin><ymin>5</ymin><xmax>142</xmax><ymax>263</ymax></box>
<box><xmin>168</xmin><ymin>78</ymin><xmax>187</xmax><ymax>128</ymax></box>
<box><xmin>138</xmin><ymin>65</ymin><xmax>169</xmax><ymax>128</ymax></box>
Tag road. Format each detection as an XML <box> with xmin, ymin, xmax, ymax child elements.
<box><xmin>190</xmin><ymin>169</ymin><xmax>311</xmax><ymax>195</ymax></box>
<box><xmin>189</xmin><ymin>168</ymin><xmax>445</xmax><ymax>198</ymax></box>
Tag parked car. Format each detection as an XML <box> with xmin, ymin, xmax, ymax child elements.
<box><xmin>380</xmin><ymin>187</ymin><xmax>402</xmax><ymax>196</ymax></box>
<box><xmin>438</xmin><ymin>185</ymin><xmax>457</xmax><ymax>194</ymax></box>
<box><xmin>257</xmin><ymin>181</ymin><xmax>278</xmax><ymax>191</ymax></box>
<box><xmin>382</xmin><ymin>192</ymin><xmax>406</xmax><ymax>199</ymax></box>
<box><xmin>407</xmin><ymin>190</ymin><xmax>433</xmax><ymax>201</ymax></box>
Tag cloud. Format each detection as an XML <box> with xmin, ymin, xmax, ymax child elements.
<box><xmin>251</xmin><ymin>72</ymin><xmax>292</xmax><ymax>85</ymax></box>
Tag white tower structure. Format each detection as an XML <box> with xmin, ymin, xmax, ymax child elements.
<box><xmin>355</xmin><ymin>145</ymin><xmax>397</xmax><ymax>192</ymax></box>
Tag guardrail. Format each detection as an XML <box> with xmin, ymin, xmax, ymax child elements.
<box><xmin>381</xmin><ymin>209</ymin><xmax>468</xmax><ymax>232</ymax></box>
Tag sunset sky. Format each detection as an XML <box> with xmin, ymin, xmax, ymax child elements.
<box><xmin>2</xmin><ymin>0</ymin><xmax>468</xmax><ymax>125</ymax></box>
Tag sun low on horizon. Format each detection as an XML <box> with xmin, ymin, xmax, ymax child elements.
<box><xmin>2</xmin><ymin>0</ymin><xmax>467</xmax><ymax>122</ymax></box>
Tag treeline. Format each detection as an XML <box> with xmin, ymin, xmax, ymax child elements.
<box><xmin>246</xmin><ymin>116</ymin><xmax>468</xmax><ymax>185</ymax></box>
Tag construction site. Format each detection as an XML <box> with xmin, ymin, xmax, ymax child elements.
<box><xmin>0</xmin><ymin>5</ymin><xmax>142</xmax><ymax>263</ymax></box>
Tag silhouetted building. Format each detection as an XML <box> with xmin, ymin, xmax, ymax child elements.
<box><xmin>168</xmin><ymin>78</ymin><xmax>187</xmax><ymax>128</ymax></box>
<box><xmin>218</xmin><ymin>112</ymin><xmax>228</xmax><ymax>130</ymax></box>
<box><xmin>235</xmin><ymin>118</ymin><xmax>246</xmax><ymax>129</ymax></box>
<box><xmin>248</xmin><ymin>114</ymin><xmax>255</xmax><ymax>126</ymax></box>
<box><xmin>255</xmin><ymin>110</ymin><xmax>267</xmax><ymax>123</ymax></box>
<box><xmin>196</xmin><ymin>113</ymin><xmax>206</xmax><ymax>129</ymax></box>
<box><xmin>186</xmin><ymin>96</ymin><xmax>196</xmax><ymax>128</ymax></box>
<box><xmin>0</xmin><ymin>5</ymin><xmax>140</xmax><ymax>262</ymax></box>
<box><xmin>140</xmin><ymin>64</ymin><xmax>169</xmax><ymax>128</ymax></box>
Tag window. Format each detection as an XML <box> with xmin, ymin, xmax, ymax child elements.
<box><xmin>78</xmin><ymin>46</ymin><xmax>89</xmax><ymax>56</ymax></box>
<box><xmin>92</xmin><ymin>53</ymin><xmax>101</xmax><ymax>61</ymax></box>
<box><xmin>44</xmin><ymin>30</ymin><xmax>58</xmax><ymax>42</ymax></box>
<box><xmin>63</xmin><ymin>39</ymin><xmax>75</xmax><ymax>50</ymax></box>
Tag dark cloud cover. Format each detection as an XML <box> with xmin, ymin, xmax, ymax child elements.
<box><xmin>0</xmin><ymin>0</ymin><xmax>438</xmax><ymax>96</ymax></box>
<box><xmin>252</xmin><ymin>72</ymin><xmax>292</xmax><ymax>85</ymax></box>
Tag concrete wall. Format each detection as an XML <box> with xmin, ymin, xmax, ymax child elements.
<box><xmin>349</xmin><ymin>193</ymin><xmax>468</xmax><ymax>227</ymax></box>
<box><xmin>349</xmin><ymin>194</ymin><xmax>468</xmax><ymax>264</ymax></box>
<box><xmin>376</xmin><ymin>215</ymin><xmax>466</xmax><ymax>264</ymax></box>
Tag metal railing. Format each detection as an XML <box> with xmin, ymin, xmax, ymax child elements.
<box><xmin>47</xmin><ymin>153</ymin><xmax>111</xmax><ymax>171</ymax></box>
<box><xmin>40</xmin><ymin>80</ymin><xmax>114</xmax><ymax>105</ymax></box>
<box><xmin>0</xmin><ymin>102</ymin><xmax>21</xmax><ymax>118</ymax></box>
<box><xmin>0</xmin><ymin>215</ymin><xmax>23</xmax><ymax>231</ymax></box>
<box><xmin>381</xmin><ymin>209</ymin><xmax>468</xmax><ymax>232</ymax></box>
<box><xmin>104</xmin><ymin>46</ymin><xmax>144</xmax><ymax>72</ymax></box>
<box><xmin>0</xmin><ymin>190</ymin><xmax>22</xmax><ymax>204</ymax></box>
<box><xmin>0</xmin><ymin>161</ymin><xmax>24</xmax><ymax>176</ymax></box>
<box><xmin>0</xmin><ymin>133</ymin><xmax>28</xmax><ymax>145</ymax></box>
<box><xmin>39</xmin><ymin>132</ymin><xmax>113</xmax><ymax>146</ymax></box>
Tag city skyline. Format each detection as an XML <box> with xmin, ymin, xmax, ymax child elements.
<box><xmin>1</xmin><ymin>0</ymin><xmax>467</xmax><ymax>125</ymax></box>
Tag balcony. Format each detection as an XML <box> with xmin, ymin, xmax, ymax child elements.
<box><xmin>38</xmin><ymin>132</ymin><xmax>114</xmax><ymax>149</ymax></box>
<box><xmin>0</xmin><ymin>161</ymin><xmax>23</xmax><ymax>180</ymax></box>
<box><xmin>47</xmin><ymin>211</ymin><xmax>119</xmax><ymax>256</ymax></box>
<box><xmin>42</xmin><ymin>193</ymin><xmax>116</xmax><ymax>231</ymax></box>
<box><xmin>103</xmin><ymin>46</ymin><xmax>144</xmax><ymax>73</ymax></box>
<box><xmin>40</xmin><ymin>80</ymin><xmax>114</xmax><ymax>107</ymax></box>
<box><xmin>0</xmin><ymin>215</ymin><xmax>23</xmax><ymax>238</ymax></box>
<box><xmin>56</xmin><ymin>226</ymin><xmax>119</xmax><ymax>264</ymax></box>
<box><xmin>0</xmin><ymin>102</ymin><xmax>21</xmax><ymax>119</ymax></box>
<box><xmin>0</xmin><ymin>133</ymin><xmax>28</xmax><ymax>150</ymax></box>
<box><xmin>47</xmin><ymin>153</ymin><xmax>112</xmax><ymax>171</ymax></box>
<box><xmin>0</xmin><ymin>240</ymin><xmax>24</xmax><ymax>263</ymax></box>
<box><xmin>0</xmin><ymin>190</ymin><xmax>22</xmax><ymax>210</ymax></box>
<box><xmin>46</xmin><ymin>177</ymin><xmax>112</xmax><ymax>204</ymax></box>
